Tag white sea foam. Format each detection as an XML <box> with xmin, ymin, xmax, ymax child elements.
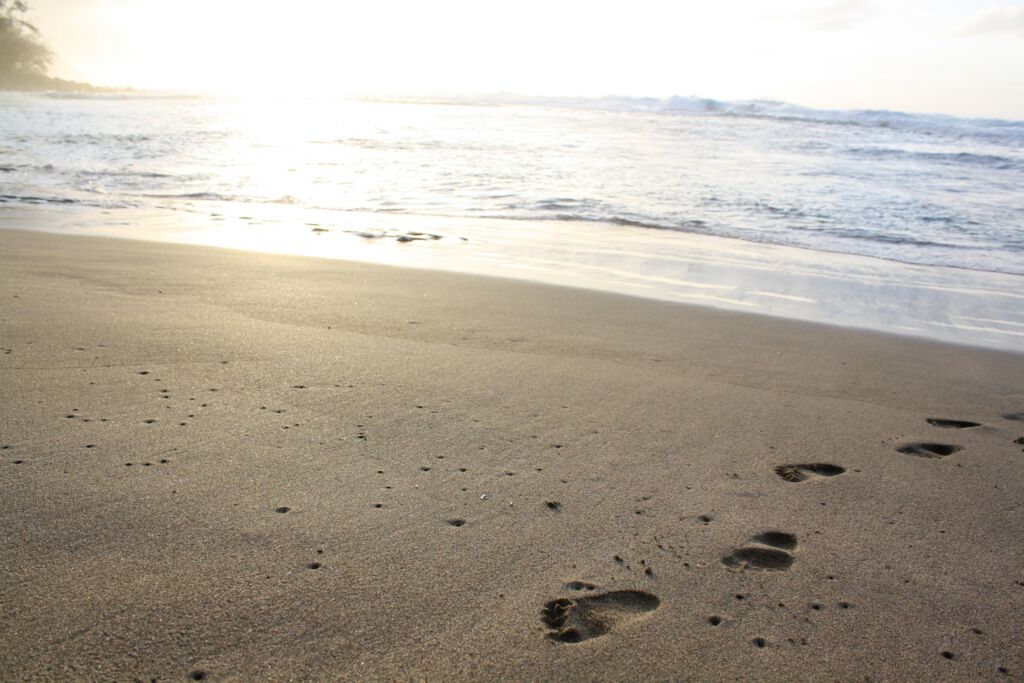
<box><xmin>417</xmin><ymin>92</ymin><xmax>1024</xmax><ymax>146</ymax></box>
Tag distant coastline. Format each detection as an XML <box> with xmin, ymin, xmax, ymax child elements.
<box><xmin>0</xmin><ymin>73</ymin><xmax>130</xmax><ymax>93</ymax></box>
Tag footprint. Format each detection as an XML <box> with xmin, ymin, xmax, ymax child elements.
<box><xmin>1003</xmin><ymin>413</ymin><xmax>1024</xmax><ymax>422</ymax></box>
<box><xmin>565</xmin><ymin>581</ymin><xmax>597</xmax><ymax>591</ymax></box>
<box><xmin>722</xmin><ymin>531</ymin><xmax>797</xmax><ymax>571</ymax></box>
<box><xmin>541</xmin><ymin>590</ymin><xmax>660</xmax><ymax>643</ymax></box>
<box><xmin>774</xmin><ymin>463</ymin><xmax>845</xmax><ymax>483</ymax></box>
<box><xmin>926</xmin><ymin>418</ymin><xmax>981</xmax><ymax>429</ymax></box>
<box><xmin>750</xmin><ymin>531</ymin><xmax>797</xmax><ymax>550</ymax></box>
<box><xmin>896</xmin><ymin>443</ymin><xmax>961</xmax><ymax>458</ymax></box>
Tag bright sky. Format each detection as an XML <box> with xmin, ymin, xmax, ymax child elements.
<box><xmin>30</xmin><ymin>0</ymin><xmax>1024</xmax><ymax>119</ymax></box>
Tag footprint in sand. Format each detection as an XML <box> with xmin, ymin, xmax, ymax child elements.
<box><xmin>1002</xmin><ymin>412</ymin><xmax>1024</xmax><ymax>422</ymax></box>
<box><xmin>541</xmin><ymin>590</ymin><xmax>660</xmax><ymax>643</ymax></box>
<box><xmin>896</xmin><ymin>442</ymin><xmax>961</xmax><ymax>458</ymax></box>
<box><xmin>774</xmin><ymin>463</ymin><xmax>845</xmax><ymax>483</ymax></box>
<box><xmin>565</xmin><ymin>581</ymin><xmax>597</xmax><ymax>591</ymax></box>
<box><xmin>722</xmin><ymin>531</ymin><xmax>798</xmax><ymax>571</ymax></box>
<box><xmin>926</xmin><ymin>418</ymin><xmax>981</xmax><ymax>429</ymax></box>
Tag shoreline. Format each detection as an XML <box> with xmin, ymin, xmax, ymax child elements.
<box><xmin>3</xmin><ymin>205</ymin><xmax>1023</xmax><ymax>354</ymax></box>
<box><xmin>2</xmin><ymin>228</ymin><xmax>1023</xmax><ymax>680</ymax></box>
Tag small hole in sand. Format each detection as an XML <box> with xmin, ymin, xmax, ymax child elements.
<box><xmin>753</xmin><ymin>637</ymin><xmax>766</xmax><ymax>648</ymax></box>
<box><xmin>275</xmin><ymin>507</ymin><xmax>290</xmax><ymax>514</ymax></box>
<box><xmin>448</xmin><ymin>519</ymin><xmax>466</xmax><ymax>527</ymax></box>
<box><xmin>708</xmin><ymin>615</ymin><xmax>722</xmax><ymax>626</ymax></box>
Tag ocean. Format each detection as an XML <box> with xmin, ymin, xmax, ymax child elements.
<box><xmin>2</xmin><ymin>91</ymin><xmax>1023</xmax><ymax>349</ymax></box>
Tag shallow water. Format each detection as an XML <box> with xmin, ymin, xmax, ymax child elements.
<box><xmin>5</xmin><ymin>202</ymin><xmax>1023</xmax><ymax>352</ymax></box>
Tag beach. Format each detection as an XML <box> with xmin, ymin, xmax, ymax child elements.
<box><xmin>1</xmin><ymin>227</ymin><xmax>1022</xmax><ymax>680</ymax></box>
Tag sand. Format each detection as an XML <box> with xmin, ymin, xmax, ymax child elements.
<box><xmin>1</xmin><ymin>228</ymin><xmax>1022</xmax><ymax>681</ymax></box>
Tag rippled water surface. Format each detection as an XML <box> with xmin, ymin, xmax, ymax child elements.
<box><xmin>2</xmin><ymin>92</ymin><xmax>1023</xmax><ymax>275</ymax></box>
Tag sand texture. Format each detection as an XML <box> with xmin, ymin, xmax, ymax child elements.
<box><xmin>1</xmin><ymin>229</ymin><xmax>1023</xmax><ymax>681</ymax></box>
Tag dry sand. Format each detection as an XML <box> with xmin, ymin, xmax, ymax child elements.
<box><xmin>1</xmin><ymin>228</ymin><xmax>1022</xmax><ymax>681</ymax></box>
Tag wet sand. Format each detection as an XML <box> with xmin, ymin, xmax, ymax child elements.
<box><xmin>1</xmin><ymin>228</ymin><xmax>1022</xmax><ymax>681</ymax></box>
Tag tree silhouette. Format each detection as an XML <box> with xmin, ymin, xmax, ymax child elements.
<box><xmin>1</xmin><ymin>0</ymin><xmax>53</xmax><ymax>87</ymax></box>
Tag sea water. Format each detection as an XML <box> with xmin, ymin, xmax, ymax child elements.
<box><xmin>1</xmin><ymin>92</ymin><xmax>1022</xmax><ymax>349</ymax></box>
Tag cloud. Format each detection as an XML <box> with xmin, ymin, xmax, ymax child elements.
<box><xmin>765</xmin><ymin>0</ymin><xmax>875</xmax><ymax>32</ymax></box>
<box><xmin>957</xmin><ymin>4</ymin><xmax>1024</xmax><ymax>36</ymax></box>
